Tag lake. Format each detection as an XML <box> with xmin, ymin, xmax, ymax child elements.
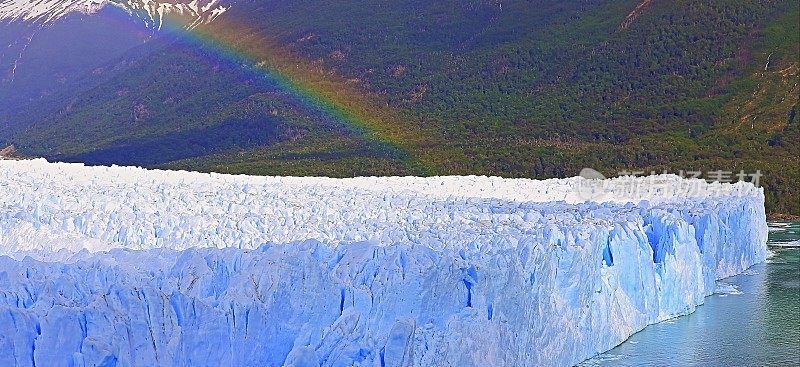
<box><xmin>580</xmin><ymin>221</ymin><xmax>800</xmax><ymax>366</ymax></box>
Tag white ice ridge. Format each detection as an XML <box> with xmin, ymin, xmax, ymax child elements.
<box><xmin>0</xmin><ymin>159</ymin><xmax>768</xmax><ymax>366</ymax></box>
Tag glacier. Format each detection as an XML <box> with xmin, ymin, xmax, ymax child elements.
<box><xmin>0</xmin><ymin>159</ymin><xmax>768</xmax><ymax>366</ymax></box>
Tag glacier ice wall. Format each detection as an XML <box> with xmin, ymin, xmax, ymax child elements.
<box><xmin>0</xmin><ymin>160</ymin><xmax>768</xmax><ymax>366</ymax></box>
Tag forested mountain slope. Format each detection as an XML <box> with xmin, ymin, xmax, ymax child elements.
<box><xmin>0</xmin><ymin>0</ymin><xmax>797</xmax><ymax>213</ymax></box>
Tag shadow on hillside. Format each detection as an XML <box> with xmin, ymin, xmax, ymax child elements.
<box><xmin>56</xmin><ymin>117</ymin><xmax>286</xmax><ymax>166</ymax></box>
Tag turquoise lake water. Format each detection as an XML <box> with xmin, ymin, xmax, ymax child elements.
<box><xmin>580</xmin><ymin>222</ymin><xmax>800</xmax><ymax>366</ymax></box>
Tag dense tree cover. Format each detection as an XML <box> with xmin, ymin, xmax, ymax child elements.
<box><xmin>186</xmin><ymin>0</ymin><xmax>799</xmax><ymax>213</ymax></box>
<box><xmin>1</xmin><ymin>0</ymin><xmax>797</xmax><ymax>213</ymax></box>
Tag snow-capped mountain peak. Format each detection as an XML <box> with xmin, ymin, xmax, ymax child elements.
<box><xmin>0</xmin><ymin>0</ymin><xmax>107</xmax><ymax>23</ymax></box>
<box><xmin>0</xmin><ymin>0</ymin><xmax>228</xmax><ymax>29</ymax></box>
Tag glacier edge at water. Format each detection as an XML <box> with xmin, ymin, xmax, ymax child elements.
<box><xmin>0</xmin><ymin>160</ymin><xmax>768</xmax><ymax>366</ymax></box>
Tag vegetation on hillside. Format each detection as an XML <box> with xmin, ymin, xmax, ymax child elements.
<box><xmin>2</xmin><ymin>0</ymin><xmax>797</xmax><ymax>213</ymax></box>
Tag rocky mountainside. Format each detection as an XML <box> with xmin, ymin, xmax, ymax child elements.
<box><xmin>0</xmin><ymin>0</ymin><xmax>227</xmax><ymax>25</ymax></box>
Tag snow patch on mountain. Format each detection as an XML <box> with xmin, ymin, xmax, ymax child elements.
<box><xmin>0</xmin><ymin>160</ymin><xmax>769</xmax><ymax>366</ymax></box>
<box><xmin>0</xmin><ymin>0</ymin><xmax>105</xmax><ymax>23</ymax></box>
<box><xmin>0</xmin><ymin>0</ymin><xmax>227</xmax><ymax>29</ymax></box>
<box><xmin>113</xmin><ymin>0</ymin><xmax>228</xmax><ymax>30</ymax></box>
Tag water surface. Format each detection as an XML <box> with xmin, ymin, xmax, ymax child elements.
<box><xmin>580</xmin><ymin>222</ymin><xmax>800</xmax><ymax>366</ymax></box>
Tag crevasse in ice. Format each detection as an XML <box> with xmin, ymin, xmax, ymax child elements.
<box><xmin>0</xmin><ymin>160</ymin><xmax>768</xmax><ymax>366</ymax></box>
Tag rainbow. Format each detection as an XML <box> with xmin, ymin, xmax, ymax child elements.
<box><xmin>116</xmin><ymin>6</ymin><xmax>434</xmax><ymax>174</ymax></box>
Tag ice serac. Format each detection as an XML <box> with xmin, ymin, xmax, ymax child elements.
<box><xmin>0</xmin><ymin>160</ymin><xmax>768</xmax><ymax>366</ymax></box>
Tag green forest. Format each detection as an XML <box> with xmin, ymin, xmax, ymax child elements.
<box><xmin>2</xmin><ymin>0</ymin><xmax>798</xmax><ymax>214</ymax></box>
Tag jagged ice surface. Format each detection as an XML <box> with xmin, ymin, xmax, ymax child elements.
<box><xmin>0</xmin><ymin>159</ymin><xmax>768</xmax><ymax>366</ymax></box>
